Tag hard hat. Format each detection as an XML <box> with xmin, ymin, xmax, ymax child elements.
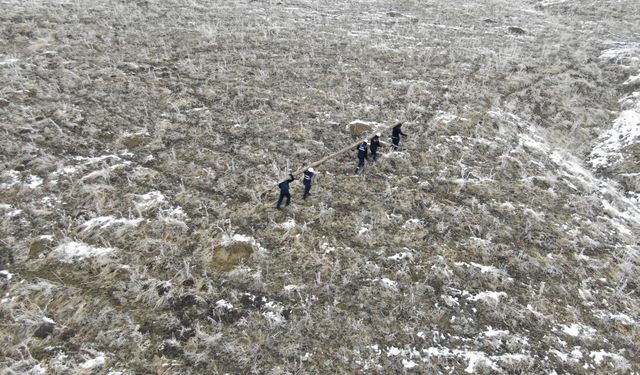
<box><xmin>308</xmin><ymin>167</ymin><xmax>315</xmax><ymax>173</ymax></box>
<box><xmin>363</xmin><ymin>139</ymin><xmax>368</xmax><ymax>144</ymax></box>
<box><xmin>375</xmin><ymin>132</ymin><xmax>381</xmax><ymax>137</ymax></box>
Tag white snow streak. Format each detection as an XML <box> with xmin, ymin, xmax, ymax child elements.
<box><xmin>52</xmin><ymin>241</ymin><xmax>116</xmax><ymax>263</ymax></box>
<box><xmin>80</xmin><ymin>216</ymin><xmax>143</xmax><ymax>231</ymax></box>
<box><xmin>78</xmin><ymin>355</ymin><xmax>106</xmax><ymax>369</ymax></box>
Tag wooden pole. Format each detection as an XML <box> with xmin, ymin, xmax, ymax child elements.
<box><xmin>285</xmin><ymin>122</ymin><xmax>399</xmax><ymax>179</ymax></box>
<box><xmin>259</xmin><ymin>123</ymin><xmax>400</xmax><ymax>199</ymax></box>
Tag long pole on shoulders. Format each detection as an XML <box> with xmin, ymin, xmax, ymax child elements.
<box><xmin>286</xmin><ymin>122</ymin><xmax>400</xmax><ymax>179</ymax></box>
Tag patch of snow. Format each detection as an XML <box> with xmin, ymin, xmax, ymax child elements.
<box><xmin>159</xmin><ymin>206</ymin><xmax>188</xmax><ymax>228</ymax></box>
<box><xmin>469</xmin><ymin>262</ymin><xmax>500</xmax><ymax>274</ymax></box>
<box><xmin>388</xmin><ymin>251</ymin><xmax>413</xmax><ymax>261</ymax></box>
<box><xmin>601</xmin><ymin>199</ymin><xmax>640</xmax><ymax>229</ymax></box>
<box><xmin>590</xmin><ymin>109</ymin><xmax>640</xmax><ymax>169</ymax></box>
<box><xmin>347</xmin><ymin>119</ymin><xmax>386</xmax><ymax>134</ymax></box>
<box><xmin>608</xmin><ymin>313</ymin><xmax>635</xmax><ymax>325</ymax></box>
<box><xmin>0</xmin><ymin>270</ymin><xmax>13</xmax><ymax>280</ymax></box>
<box><xmin>523</xmin><ymin>207</ymin><xmax>545</xmax><ymax>221</ymax></box>
<box><xmin>134</xmin><ymin>191</ymin><xmax>166</xmax><ymax>211</ymax></box>
<box><xmin>60</xmin><ymin>165</ymin><xmax>78</xmax><ymax>174</ymax></box>
<box><xmin>41</xmin><ymin>196</ymin><xmax>60</xmax><ymax>207</ymax></box>
<box><xmin>402</xmin><ymin>218</ymin><xmax>424</xmax><ymax>230</ymax></box>
<box><xmin>0</xmin><ymin>57</ymin><xmax>19</xmax><ymax>66</ymax></box>
<box><xmin>624</xmin><ymin>73</ymin><xmax>640</xmax><ymax>85</ymax></box>
<box><xmin>559</xmin><ymin>323</ymin><xmax>597</xmax><ymax>338</ymax></box>
<box><xmin>48</xmin><ymin>165</ymin><xmax>79</xmax><ymax>184</ymax></box>
<box><xmin>483</xmin><ymin>326</ymin><xmax>509</xmax><ymax>337</ymax></box>
<box><xmin>386</xmin><ymin>346</ymin><xmax>402</xmax><ymax>356</ymax></box>
<box><xmin>465</xmin><ymin>352</ymin><xmax>499</xmax><ymax>373</ymax></box>
<box><xmin>123</xmin><ymin>129</ymin><xmax>149</xmax><ymax>137</ymax></box>
<box><xmin>281</xmin><ymin>219</ymin><xmax>296</xmax><ymax>230</ymax></box>
<box><xmin>75</xmin><ymin>154</ymin><xmax>122</xmax><ymax>165</ymax></box>
<box><xmin>590</xmin><ymin>350</ymin><xmax>626</xmax><ymax>365</ymax></box>
<box><xmin>320</xmin><ymin>242</ymin><xmax>336</xmax><ymax>254</ymax></box>
<box><xmin>519</xmin><ymin>133</ymin><xmax>550</xmax><ymax>153</ymax></box>
<box><xmin>357</xmin><ymin>226</ymin><xmax>370</xmax><ymax>235</ymax></box>
<box><xmin>550</xmin><ymin>349</ymin><xmax>569</xmax><ymax>362</ymax></box>
<box><xmin>29</xmin><ymin>364</ymin><xmax>46</xmax><ymax>374</ymax></box>
<box><xmin>79</xmin><ymin>216</ymin><xmax>143</xmax><ymax>232</ymax></box>
<box><xmin>348</xmin><ymin>119</ymin><xmax>383</xmax><ymax>127</ymax></box>
<box><xmin>224</xmin><ymin>234</ymin><xmax>252</xmax><ymax>244</ymax></box>
<box><xmin>469</xmin><ymin>237</ymin><xmax>492</xmax><ymax>246</ymax></box>
<box><xmin>379</xmin><ymin>278</ymin><xmax>398</xmax><ymax>290</ymax></box>
<box><xmin>7</xmin><ymin>209</ymin><xmax>22</xmax><ymax>218</ymax></box>
<box><xmin>433</xmin><ymin>111</ymin><xmax>459</xmax><ymax>124</ymax></box>
<box><xmin>79</xmin><ymin>355</ymin><xmax>106</xmax><ymax>369</ymax></box>
<box><xmin>215</xmin><ymin>299</ymin><xmax>233</xmax><ymax>310</ymax></box>
<box><xmin>27</xmin><ymin>175</ymin><xmax>43</xmax><ymax>189</ymax></box>
<box><xmin>52</xmin><ymin>241</ymin><xmax>116</xmax><ymax>263</ymax></box>
<box><xmin>466</xmin><ymin>291</ymin><xmax>507</xmax><ymax>303</ymax></box>
<box><xmin>221</xmin><ymin>233</ymin><xmax>268</xmax><ymax>256</ymax></box>
<box><xmin>599</xmin><ymin>43</ymin><xmax>638</xmax><ymax>61</ymax></box>
<box><xmin>571</xmin><ymin>348</ymin><xmax>583</xmax><ymax>360</ymax></box>
<box><xmin>488</xmin><ymin>107</ymin><xmax>529</xmax><ymax>130</ymax></box>
<box><xmin>575</xmin><ymin>251</ymin><xmax>590</xmax><ymax>261</ymax></box>
<box><xmin>420</xmin><ymin>347</ymin><xmax>530</xmax><ymax>374</ymax></box>
<box><xmin>284</xmin><ymin>284</ymin><xmax>303</xmax><ymax>292</ymax></box>
<box><xmin>441</xmin><ymin>295</ymin><xmax>459</xmax><ymax>307</ymax></box>
<box><xmin>402</xmin><ymin>359</ymin><xmax>418</xmax><ymax>369</ymax></box>
<box><xmin>538</xmin><ymin>0</ymin><xmax>570</xmax><ymax>7</ymax></box>
<box><xmin>499</xmin><ymin>201</ymin><xmax>515</xmax><ymax>211</ymax></box>
<box><xmin>262</xmin><ymin>311</ymin><xmax>285</xmax><ymax>327</ymax></box>
<box><xmin>1</xmin><ymin>170</ymin><xmax>20</xmax><ymax>189</ymax></box>
<box><xmin>80</xmin><ymin>169</ymin><xmax>107</xmax><ymax>181</ymax></box>
<box><xmin>80</xmin><ymin>162</ymin><xmax>131</xmax><ymax>181</ymax></box>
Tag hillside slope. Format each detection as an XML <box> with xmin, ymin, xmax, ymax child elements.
<box><xmin>1</xmin><ymin>0</ymin><xmax>639</xmax><ymax>373</ymax></box>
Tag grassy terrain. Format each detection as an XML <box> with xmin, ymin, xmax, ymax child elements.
<box><xmin>1</xmin><ymin>0</ymin><xmax>639</xmax><ymax>373</ymax></box>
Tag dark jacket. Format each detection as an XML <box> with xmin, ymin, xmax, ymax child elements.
<box><xmin>357</xmin><ymin>142</ymin><xmax>368</xmax><ymax>159</ymax></box>
<box><xmin>370</xmin><ymin>136</ymin><xmax>380</xmax><ymax>153</ymax></box>
<box><xmin>303</xmin><ymin>170</ymin><xmax>314</xmax><ymax>185</ymax></box>
<box><xmin>392</xmin><ymin>124</ymin><xmax>406</xmax><ymax>138</ymax></box>
<box><xmin>278</xmin><ymin>174</ymin><xmax>295</xmax><ymax>193</ymax></box>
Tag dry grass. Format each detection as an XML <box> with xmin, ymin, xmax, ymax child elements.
<box><xmin>1</xmin><ymin>0</ymin><xmax>639</xmax><ymax>373</ymax></box>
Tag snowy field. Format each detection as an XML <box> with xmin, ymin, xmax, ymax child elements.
<box><xmin>1</xmin><ymin>0</ymin><xmax>639</xmax><ymax>373</ymax></box>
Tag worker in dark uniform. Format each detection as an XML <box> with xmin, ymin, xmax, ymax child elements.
<box><xmin>391</xmin><ymin>123</ymin><xmax>407</xmax><ymax>151</ymax></box>
<box><xmin>369</xmin><ymin>133</ymin><xmax>381</xmax><ymax>162</ymax></box>
<box><xmin>302</xmin><ymin>168</ymin><xmax>315</xmax><ymax>200</ymax></box>
<box><xmin>276</xmin><ymin>174</ymin><xmax>295</xmax><ymax>209</ymax></box>
<box><xmin>355</xmin><ymin>140</ymin><xmax>368</xmax><ymax>175</ymax></box>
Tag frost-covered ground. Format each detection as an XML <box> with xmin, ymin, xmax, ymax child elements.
<box><xmin>1</xmin><ymin>0</ymin><xmax>639</xmax><ymax>374</ymax></box>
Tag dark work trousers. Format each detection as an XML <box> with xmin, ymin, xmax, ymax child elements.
<box><xmin>276</xmin><ymin>191</ymin><xmax>291</xmax><ymax>209</ymax></box>
<box><xmin>370</xmin><ymin>149</ymin><xmax>378</xmax><ymax>162</ymax></box>
<box><xmin>303</xmin><ymin>183</ymin><xmax>312</xmax><ymax>199</ymax></box>
<box><xmin>392</xmin><ymin>136</ymin><xmax>400</xmax><ymax>151</ymax></box>
<box><xmin>355</xmin><ymin>156</ymin><xmax>366</xmax><ymax>174</ymax></box>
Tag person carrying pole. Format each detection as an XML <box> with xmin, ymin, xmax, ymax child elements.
<box><xmin>302</xmin><ymin>168</ymin><xmax>315</xmax><ymax>200</ymax></box>
<box><xmin>276</xmin><ymin>173</ymin><xmax>295</xmax><ymax>209</ymax></box>
<box><xmin>369</xmin><ymin>133</ymin><xmax>381</xmax><ymax>162</ymax></box>
<box><xmin>391</xmin><ymin>122</ymin><xmax>407</xmax><ymax>151</ymax></box>
<box><xmin>355</xmin><ymin>139</ymin><xmax>368</xmax><ymax>175</ymax></box>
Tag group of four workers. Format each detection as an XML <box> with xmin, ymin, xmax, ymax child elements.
<box><xmin>276</xmin><ymin>123</ymin><xmax>407</xmax><ymax>209</ymax></box>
